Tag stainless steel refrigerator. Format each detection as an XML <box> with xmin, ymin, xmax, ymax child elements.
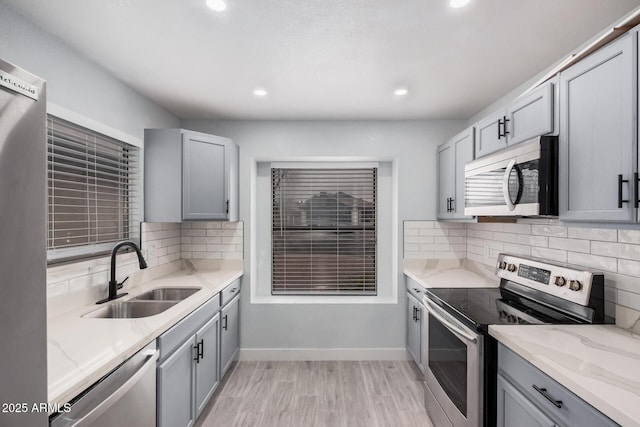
<box><xmin>0</xmin><ymin>58</ymin><xmax>47</xmax><ymax>426</ymax></box>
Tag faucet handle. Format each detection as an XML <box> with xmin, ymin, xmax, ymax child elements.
<box><xmin>117</xmin><ymin>276</ymin><xmax>129</xmax><ymax>290</ymax></box>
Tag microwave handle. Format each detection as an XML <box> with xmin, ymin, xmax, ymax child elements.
<box><xmin>502</xmin><ymin>159</ymin><xmax>517</xmax><ymax>211</ymax></box>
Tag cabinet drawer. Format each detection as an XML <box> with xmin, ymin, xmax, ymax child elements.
<box><xmin>221</xmin><ymin>279</ymin><xmax>241</xmax><ymax>306</ymax></box>
<box><xmin>158</xmin><ymin>296</ymin><xmax>220</xmax><ymax>362</ymax></box>
<box><xmin>405</xmin><ymin>277</ymin><xmax>424</xmax><ymax>302</ymax></box>
<box><xmin>498</xmin><ymin>344</ymin><xmax>617</xmax><ymax>426</ymax></box>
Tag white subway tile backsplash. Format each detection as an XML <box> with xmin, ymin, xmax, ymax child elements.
<box><xmin>419</xmin><ymin>228</ymin><xmax>447</xmax><ymax>237</ymax></box>
<box><xmin>568</xmin><ymin>227</ymin><xmax>617</xmax><ymax>242</ymax></box>
<box><xmin>47</xmin><ymin>221</ymin><xmax>244</xmax><ymax>299</ymax></box>
<box><xmin>531</xmin><ymin>247</ymin><xmax>568</xmax><ymax>263</ymax></box>
<box><xmin>618</xmin><ymin>229</ymin><xmax>640</xmax><ymax>244</ymax></box>
<box><xmin>502</xmin><ymin>223</ymin><xmax>532</xmax><ymax>234</ymax></box>
<box><xmin>549</xmin><ymin>237</ymin><xmax>590</xmax><ymax>253</ymax></box>
<box><xmin>503</xmin><ymin>243</ymin><xmax>531</xmax><ymax>256</ymax></box>
<box><xmin>493</xmin><ymin>232</ymin><xmax>519</xmax><ymax>244</ymax></box>
<box><xmin>404</xmin><ymin>221</ymin><xmax>434</xmax><ymax>229</ymax></box>
<box><xmin>404</xmin><ymin>220</ymin><xmax>640</xmax><ymax>318</ymax></box>
<box><xmin>532</xmin><ymin>225</ymin><xmax>567</xmax><ymax>237</ymax></box>
<box><xmin>567</xmin><ymin>252</ymin><xmax>617</xmax><ymax>273</ymax></box>
<box><xmin>618</xmin><ymin>259</ymin><xmax>640</xmax><ymax>277</ymax></box>
<box><xmin>590</xmin><ymin>241</ymin><xmax>621</xmax><ymax>258</ymax></box>
<box><xmin>530</xmin><ymin>236</ymin><xmax>549</xmax><ymax>247</ymax></box>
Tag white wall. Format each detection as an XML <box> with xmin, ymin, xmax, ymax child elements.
<box><xmin>182</xmin><ymin>119</ymin><xmax>465</xmax><ymax>356</ymax></box>
<box><xmin>0</xmin><ymin>4</ymin><xmax>180</xmax><ymax>139</ymax></box>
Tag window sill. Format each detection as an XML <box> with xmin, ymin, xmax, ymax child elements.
<box><xmin>250</xmin><ymin>294</ymin><xmax>397</xmax><ymax>304</ymax></box>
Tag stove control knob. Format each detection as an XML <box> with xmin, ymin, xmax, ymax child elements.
<box><xmin>507</xmin><ymin>314</ymin><xmax>517</xmax><ymax>323</ymax></box>
<box><xmin>554</xmin><ymin>276</ymin><xmax>566</xmax><ymax>287</ymax></box>
<box><xmin>569</xmin><ymin>280</ymin><xmax>583</xmax><ymax>291</ymax></box>
<box><xmin>499</xmin><ymin>310</ymin><xmax>508</xmax><ymax>318</ymax></box>
<box><xmin>507</xmin><ymin>263</ymin><xmax>517</xmax><ymax>272</ymax></box>
<box><xmin>498</xmin><ymin>261</ymin><xmax>507</xmax><ymax>270</ymax></box>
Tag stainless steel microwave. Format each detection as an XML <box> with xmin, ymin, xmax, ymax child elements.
<box><xmin>464</xmin><ymin>136</ymin><xmax>558</xmax><ymax>216</ymax></box>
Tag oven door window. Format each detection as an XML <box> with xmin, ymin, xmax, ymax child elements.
<box><xmin>429</xmin><ymin>313</ymin><xmax>468</xmax><ymax>417</ymax></box>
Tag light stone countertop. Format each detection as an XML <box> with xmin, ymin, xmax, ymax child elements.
<box><xmin>489</xmin><ymin>324</ymin><xmax>640</xmax><ymax>427</ymax></box>
<box><xmin>403</xmin><ymin>258</ymin><xmax>499</xmax><ymax>288</ymax></box>
<box><xmin>47</xmin><ymin>259</ymin><xmax>243</xmax><ymax>408</ymax></box>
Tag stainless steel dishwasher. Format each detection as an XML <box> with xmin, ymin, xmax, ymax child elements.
<box><xmin>49</xmin><ymin>342</ymin><xmax>158</xmax><ymax>427</ymax></box>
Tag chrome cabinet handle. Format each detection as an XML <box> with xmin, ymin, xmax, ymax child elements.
<box><xmin>502</xmin><ymin>159</ymin><xmax>517</xmax><ymax>211</ymax></box>
<box><xmin>423</xmin><ymin>298</ymin><xmax>478</xmax><ymax>343</ymax></box>
<box><xmin>532</xmin><ymin>385</ymin><xmax>563</xmax><ymax>409</ymax></box>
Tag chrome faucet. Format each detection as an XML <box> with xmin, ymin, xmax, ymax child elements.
<box><xmin>96</xmin><ymin>241</ymin><xmax>148</xmax><ymax>304</ymax></box>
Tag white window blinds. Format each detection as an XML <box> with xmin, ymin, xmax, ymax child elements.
<box><xmin>271</xmin><ymin>167</ymin><xmax>377</xmax><ymax>295</ymax></box>
<box><xmin>47</xmin><ymin>116</ymin><xmax>141</xmax><ymax>262</ymax></box>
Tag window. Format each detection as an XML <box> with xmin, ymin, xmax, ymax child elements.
<box><xmin>271</xmin><ymin>167</ymin><xmax>377</xmax><ymax>295</ymax></box>
<box><xmin>47</xmin><ymin>115</ymin><xmax>141</xmax><ymax>262</ymax></box>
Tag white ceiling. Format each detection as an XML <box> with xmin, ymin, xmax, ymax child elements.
<box><xmin>6</xmin><ymin>0</ymin><xmax>640</xmax><ymax>120</ymax></box>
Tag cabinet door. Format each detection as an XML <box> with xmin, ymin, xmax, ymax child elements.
<box><xmin>195</xmin><ymin>313</ymin><xmax>220</xmax><ymax>418</ymax></box>
<box><xmin>220</xmin><ymin>295</ymin><xmax>240</xmax><ymax>378</ymax></box>
<box><xmin>476</xmin><ymin>111</ymin><xmax>508</xmax><ymax>158</ymax></box>
<box><xmin>157</xmin><ymin>338</ymin><xmax>196</xmax><ymax>427</ymax></box>
<box><xmin>182</xmin><ymin>132</ymin><xmax>228</xmax><ymax>220</ymax></box>
<box><xmin>437</xmin><ymin>141</ymin><xmax>454</xmax><ymax>219</ymax></box>
<box><xmin>497</xmin><ymin>374</ymin><xmax>556</xmax><ymax>427</ymax></box>
<box><xmin>452</xmin><ymin>128</ymin><xmax>474</xmax><ymax>219</ymax></box>
<box><xmin>406</xmin><ymin>293</ymin><xmax>420</xmax><ymax>367</ymax></box>
<box><xmin>507</xmin><ymin>82</ymin><xmax>554</xmax><ymax>146</ymax></box>
<box><xmin>559</xmin><ymin>34</ymin><xmax>636</xmax><ymax>222</ymax></box>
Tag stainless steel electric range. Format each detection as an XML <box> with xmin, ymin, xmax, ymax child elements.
<box><xmin>421</xmin><ymin>253</ymin><xmax>607</xmax><ymax>427</ymax></box>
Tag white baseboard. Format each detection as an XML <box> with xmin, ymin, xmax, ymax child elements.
<box><xmin>238</xmin><ymin>348</ymin><xmax>409</xmax><ymax>361</ymax></box>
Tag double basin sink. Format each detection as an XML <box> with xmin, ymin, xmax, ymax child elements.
<box><xmin>84</xmin><ymin>287</ymin><xmax>201</xmax><ymax>319</ymax></box>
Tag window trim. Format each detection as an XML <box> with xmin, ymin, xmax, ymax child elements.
<box><xmin>251</xmin><ymin>158</ymin><xmax>399</xmax><ymax>304</ymax></box>
<box><xmin>46</xmin><ymin>103</ymin><xmax>143</xmax><ymax>264</ymax></box>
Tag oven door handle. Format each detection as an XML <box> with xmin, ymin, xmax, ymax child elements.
<box><xmin>423</xmin><ymin>298</ymin><xmax>478</xmax><ymax>344</ymax></box>
<box><xmin>502</xmin><ymin>159</ymin><xmax>517</xmax><ymax>211</ymax></box>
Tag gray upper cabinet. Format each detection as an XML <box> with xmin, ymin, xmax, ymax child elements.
<box><xmin>559</xmin><ymin>33</ymin><xmax>636</xmax><ymax>222</ymax></box>
<box><xmin>437</xmin><ymin>127</ymin><xmax>474</xmax><ymax>220</ymax></box>
<box><xmin>145</xmin><ymin>128</ymin><xmax>239</xmax><ymax>222</ymax></box>
<box><xmin>475</xmin><ymin>81</ymin><xmax>555</xmax><ymax>159</ymax></box>
<box><xmin>476</xmin><ymin>110</ymin><xmax>508</xmax><ymax>158</ymax></box>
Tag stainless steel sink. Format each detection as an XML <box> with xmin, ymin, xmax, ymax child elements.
<box><xmin>131</xmin><ymin>287</ymin><xmax>201</xmax><ymax>301</ymax></box>
<box><xmin>84</xmin><ymin>301</ymin><xmax>177</xmax><ymax>319</ymax></box>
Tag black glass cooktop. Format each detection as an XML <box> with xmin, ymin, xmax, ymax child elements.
<box><xmin>424</xmin><ymin>286</ymin><xmax>585</xmax><ymax>332</ymax></box>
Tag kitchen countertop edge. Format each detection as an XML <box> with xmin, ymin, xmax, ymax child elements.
<box><xmin>489</xmin><ymin>324</ymin><xmax>640</xmax><ymax>427</ymax></box>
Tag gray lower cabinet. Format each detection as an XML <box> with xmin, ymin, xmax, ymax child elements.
<box><xmin>497</xmin><ymin>343</ymin><xmax>617</xmax><ymax>427</ymax></box>
<box><xmin>157</xmin><ymin>338</ymin><xmax>196</xmax><ymax>427</ymax></box>
<box><xmin>194</xmin><ymin>315</ymin><xmax>220</xmax><ymax>417</ymax></box>
<box><xmin>220</xmin><ymin>293</ymin><xmax>240</xmax><ymax>378</ymax></box>
<box><xmin>144</xmin><ymin>128</ymin><xmax>239</xmax><ymax>222</ymax></box>
<box><xmin>157</xmin><ymin>296</ymin><xmax>221</xmax><ymax>427</ymax></box>
<box><xmin>405</xmin><ymin>280</ymin><xmax>424</xmax><ymax>371</ymax></box>
<box><xmin>559</xmin><ymin>32</ymin><xmax>636</xmax><ymax>222</ymax></box>
<box><xmin>497</xmin><ymin>373</ymin><xmax>555</xmax><ymax>427</ymax></box>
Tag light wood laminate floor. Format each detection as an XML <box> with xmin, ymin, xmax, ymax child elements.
<box><xmin>195</xmin><ymin>360</ymin><xmax>434</xmax><ymax>427</ymax></box>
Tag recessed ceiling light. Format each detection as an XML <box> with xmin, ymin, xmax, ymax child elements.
<box><xmin>450</xmin><ymin>0</ymin><xmax>470</xmax><ymax>8</ymax></box>
<box><xmin>394</xmin><ymin>88</ymin><xmax>409</xmax><ymax>96</ymax></box>
<box><xmin>206</xmin><ymin>0</ymin><xmax>227</xmax><ymax>12</ymax></box>
<box><xmin>253</xmin><ymin>88</ymin><xmax>268</xmax><ymax>97</ymax></box>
